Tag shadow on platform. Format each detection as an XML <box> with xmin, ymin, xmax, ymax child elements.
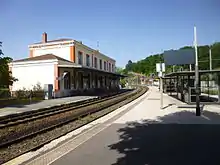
<box><xmin>108</xmin><ymin>110</ymin><xmax>220</xmax><ymax>165</ymax></box>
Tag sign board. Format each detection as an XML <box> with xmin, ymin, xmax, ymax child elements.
<box><xmin>158</xmin><ymin>71</ymin><xmax>163</xmax><ymax>78</ymax></box>
<box><xmin>156</xmin><ymin>63</ymin><xmax>165</xmax><ymax>72</ymax></box>
<box><xmin>163</xmin><ymin>49</ymin><xmax>195</xmax><ymax>66</ymax></box>
<box><xmin>161</xmin><ymin>63</ymin><xmax>165</xmax><ymax>72</ymax></box>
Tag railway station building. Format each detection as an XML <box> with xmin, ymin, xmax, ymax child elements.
<box><xmin>9</xmin><ymin>33</ymin><xmax>124</xmax><ymax>97</ymax></box>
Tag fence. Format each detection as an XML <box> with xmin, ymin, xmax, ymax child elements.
<box><xmin>201</xmin><ymin>81</ymin><xmax>217</xmax><ymax>88</ymax></box>
<box><xmin>0</xmin><ymin>88</ymin><xmax>45</xmax><ymax>108</ymax></box>
<box><xmin>0</xmin><ymin>88</ymin><xmax>44</xmax><ymax>99</ymax></box>
<box><xmin>189</xmin><ymin>86</ymin><xmax>220</xmax><ymax>104</ymax></box>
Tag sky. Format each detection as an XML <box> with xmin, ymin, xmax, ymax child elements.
<box><xmin>0</xmin><ymin>0</ymin><xmax>220</xmax><ymax>67</ymax></box>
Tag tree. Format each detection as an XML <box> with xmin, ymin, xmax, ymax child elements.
<box><xmin>115</xmin><ymin>66</ymin><xmax>128</xmax><ymax>75</ymax></box>
<box><xmin>115</xmin><ymin>67</ymin><xmax>124</xmax><ymax>74</ymax></box>
<box><xmin>123</xmin><ymin>42</ymin><xmax>220</xmax><ymax>75</ymax></box>
<box><xmin>0</xmin><ymin>42</ymin><xmax>17</xmax><ymax>88</ymax></box>
<box><xmin>0</xmin><ymin>42</ymin><xmax>3</xmax><ymax>55</ymax></box>
<box><xmin>125</xmin><ymin>60</ymin><xmax>133</xmax><ymax>71</ymax></box>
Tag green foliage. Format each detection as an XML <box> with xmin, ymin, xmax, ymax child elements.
<box><xmin>33</xmin><ymin>82</ymin><xmax>43</xmax><ymax>91</ymax></box>
<box><xmin>125</xmin><ymin>60</ymin><xmax>133</xmax><ymax>71</ymax></box>
<box><xmin>115</xmin><ymin>66</ymin><xmax>127</xmax><ymax>75</ymax></box>
<box><xmin>0</xmin><ymin>88</ymin><xmax>10</xmax><ymax>98</ymax></box>
<box><xmin>15</xmin><ymin>87</ymin><xmax>29</xmax><ymax>98</ymax></box>
<box><xmin>203</xmin><ymin>89</ymin><xmax>218</xmax><ymax>95</ymax></box>
<box><xmin>0</xmin><ymin>42</ymin><xmax>17</xmax><ymax>88</ymax></box>
<box><xmin>115</xmin><ymin>67</ymin><xmax>129</xmax><ymax>87</ymax></box>
<box><xmin>124</xmin><ymin>54</ymin><xmax>163</xmax><ymax>76</ymax></box>
<box><xmin>123</xmin><ymin>42</ymin><xmax>220</xmax><ymax>76</ymax></box>
<box><xmin>120</xmin><ymin>78</ymin><xmax>126</xmax><ymax>88</ymax></box>
<box><xmin>115</xmin><ymin>67</ymin><xmax>124</xmax><ymax>74</ymax></box>
<box><xmin>14</xmin><ymin>83</ymin><xmax>44</xmax><ymax>99</ymax></box>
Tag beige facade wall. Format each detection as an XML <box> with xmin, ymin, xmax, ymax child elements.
<box><xmin>32</xmin><ymin>46</ymin><xmax>71</xmax><ymax>61</ymax></box>
<box><xmin>72</xmin><ymin>42</ymin><xmax>116</xmax><ymax>73</ymax></box>
<box><xmin>29</xmin><ymin>40</ymin><xmax>116</xmax><ymax>73</ymax></box>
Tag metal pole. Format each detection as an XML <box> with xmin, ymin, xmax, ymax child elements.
<box><xmin>189</xmin><ymin>64</ymin><xmax>192</xmax><ymax>71</ymax></box>
<box><xmin>209</xmin><ymin>48</ymin><xmax>212</xmax><ymax>71</ymax></box>
<box><xmin>160</xmin><ymin>61</ymin><xmax>163</xmax><ymax>109</ymax></box>
<box><xmin>160</xmin><ymin>74</ymin><xmax>163</xmax><ymax>109</ymax></box>
<box><xmin>136</xmin><ymin>75</ymin><xmax>138</xmax><ymax>88</ymax></box>
<box><xmin>218</xmin><ymin>74</ymin><xmax>220</xmax><ymax>103</ymax></box>
<box><xmin>194</xmin><ymin>26</ymin><xmax>201</xmax><ymax>116</ymax></box>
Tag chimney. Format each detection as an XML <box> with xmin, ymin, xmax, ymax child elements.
<box><xmin>42</xmin><ymin>32</ymin><xmax>47</xmax><ymax>43</ymax></box>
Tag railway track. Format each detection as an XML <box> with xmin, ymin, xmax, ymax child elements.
<box><xmin>0</xmin><ymin>87</ymin><xmax>147</xmax><ymax>164</ymax></box>
<box><xmin>0</xmin><ymin>89</ymin><xmax>132</xmax><ymax>128</ymax></box>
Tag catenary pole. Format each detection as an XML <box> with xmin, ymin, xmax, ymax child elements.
<box><xmin>194</xmin><ymin>26</ymin><xmax>201</xmax><ymax>116</ymax></box>
<box><xmin>209</xmin><ymin>47</ymin><xmax>212</xmax><ymax>71</ymax></box>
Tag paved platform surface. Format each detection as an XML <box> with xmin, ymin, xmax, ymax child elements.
<box><xmin>0</xmin><ymin>96</ymin><xmax>97</xmax><ymax>117</ymax></box>
<box><xmin>19</xmin><ymin>87</ymin><xmax>220</xmax><ymax>165</ymax></box>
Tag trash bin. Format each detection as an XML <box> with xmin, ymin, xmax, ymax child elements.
<box><xmin>44</xmin><ymin>84</ymin><xmax>53</xmax><ymax>100</ymax></box>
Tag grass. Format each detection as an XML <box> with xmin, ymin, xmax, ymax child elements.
<box><xmin>203</xmin><ymin>89</ymin><xmax>219</xmax><ymax>95</ymax></box>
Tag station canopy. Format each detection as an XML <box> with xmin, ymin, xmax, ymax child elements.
<box><xmin>164</xmin><ymin>70</ymin><xmax>220</xmax><ymax>78</ymax></box>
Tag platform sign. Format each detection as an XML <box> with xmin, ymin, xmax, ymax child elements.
<box><xmin>163</xmin><ymin>49</ymin><xmax>195</xmax><ymax>66</ymax></box>
<box><xmin>156</xmin><ymin>63</ymin><xmax>165</xmax><ymax>72</ymax></box>
<box><xmin>156</xmin><ymin>63</ymin><xmax>165</xmax><ymax>109</ymax></box>
<box><xmin>158</xmin><ymin>71</ymin><xmax>163</xmax><ymax>77</ymax></box>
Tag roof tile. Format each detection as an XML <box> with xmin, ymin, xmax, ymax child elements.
<box><xmin>12</xmin><ymin>54</ymin><xmax>70</xmax><ymax>63</ymax></box>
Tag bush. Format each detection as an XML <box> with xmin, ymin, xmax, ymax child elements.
<box><xmin>32</xmin><ymin>83</ymin><xmax>44</xmax><ymax>98</ymax></box>
<box><xmin>0</xmin><ymin>88</ymin><xmax>10</xmax><ymax>98</ymax></box>
<box><xmin>120</xmin><ymin>78</ymin><xmax>126</xmax><ymax>88</ymax></box>
<box><xmin>33</xmin><ymin>82</ymin><xmax>43</xmax><ymax>91</ymax></box>
<box><xmin>13</xmin><ymin>83</ymin><xmax>44</xmax><ymax>99</ymax></box>
<box><xmin>14</xmin><ymin>87</ymin><xmax>29</xmax><ymax>98</ymax></box>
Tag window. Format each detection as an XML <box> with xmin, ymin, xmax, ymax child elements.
<box><xmin>106</xmin><ymin>62</ymin><xmax>108</xmax><ymax>71</ymax></box>
<box><xmin>78</xmin><ymin>51</ymin><xmax>83</xmax><ymax>65</ymax></box>
<box><xmin>64</xmin><ymin>71</ymin><xmax>70</xmax><ymax>89</ymax></box>
<box><xmin>94</xmin><ymin>57</ymin><xmax>97</xmax><ymax>68</ymax></box>
<box><xmin>112</xmin><ymin>64</ymin><xmax>114</xmax><ymax>72</ymax></box>
<box><xmin>86</xmin><ymin>54</ymin><xmax>90</xmax><ymax>67</ymax></box>
<box><xmin>99</xmin><ymin>59</ymin><xmax>102</xmax><ymax>70</ymax></box>
<box><xmin>109</xmin><ymin>63</ymin><xmax>111</xmax><ymax>72</ymax></box>
<box><xmin>104</xmin><ymin>61</ymin><xmax>107</xmax><ymax>71</ymax></box>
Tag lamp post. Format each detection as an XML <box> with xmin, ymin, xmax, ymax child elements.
<box><xmin>194</xmin><ymin>26</ymin><xmax>201</xmax><ymax>116</ymax></box>
<box><xmin>209</xmin><ymin>45</ymin><xmax>212</xmax><ymax>71</ymax></box>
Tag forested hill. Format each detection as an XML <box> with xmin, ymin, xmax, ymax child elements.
<box><xmin>123</xmin><ymin>42</ymin><xmax>220</xmax><ymax>76</ymax></box>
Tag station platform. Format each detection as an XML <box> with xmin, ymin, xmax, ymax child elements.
<box><xmin>0</xmin><ymin>96</ymin><xmax>97</xmax><ymax>117</ymax></box>
<box><xmin>5</xmin><ymin>87</ymin><xmax>220</xmax><ymax>165</ymax></box>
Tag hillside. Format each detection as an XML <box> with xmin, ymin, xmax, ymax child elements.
<box><xmin>124</xmin><ymin>42</ymin><xmax>220</xmax><ymax>76</ymax></box>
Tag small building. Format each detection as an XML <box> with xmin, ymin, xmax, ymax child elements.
<box><xmin>9</xmin><ymin>33</ymin><xmax>123</xmax><ymax>97</ymax></box>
